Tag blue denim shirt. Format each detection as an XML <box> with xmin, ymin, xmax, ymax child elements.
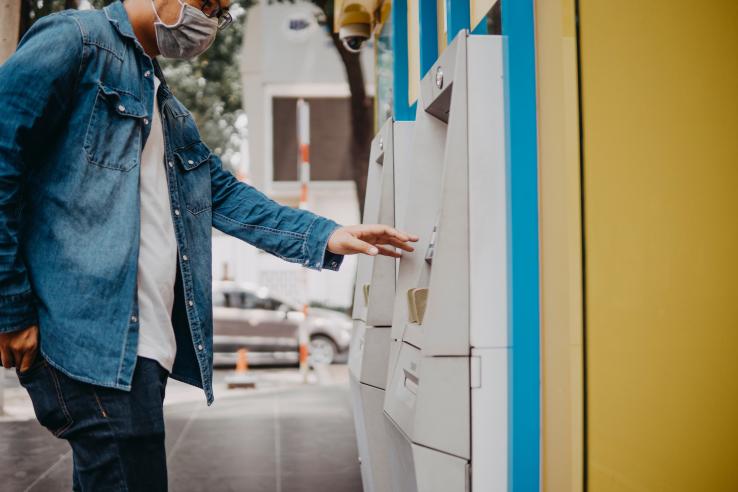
<box><xmin>0</xmin><ymin>2</ymin><xmax>343</xmax><ymax>404</ymax></box>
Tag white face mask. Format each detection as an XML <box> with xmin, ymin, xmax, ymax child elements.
<box><xmin>150</xmin><ymin>0</ymin><xmax>218</xmax><ymax>59</ymax></box>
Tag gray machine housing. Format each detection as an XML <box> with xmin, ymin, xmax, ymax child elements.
<box><xmin>382</xmin><ymin>33</ymin><xmax>510</xmax><ymax>492</ymax></box>
<box><xmin>349</xmin><ymin>118</ymin><xmax>414</xmax><ymax>492</ymax></box>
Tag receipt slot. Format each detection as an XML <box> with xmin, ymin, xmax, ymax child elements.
<box><xmin>349</xmin><ymin>118</ymin><xmax>413</xmax><ymax>492</ymax></box>
<box><xmin>383</xmin><ymin>33</ymin><xmax>509</xmax><ymax>492</ymax></box>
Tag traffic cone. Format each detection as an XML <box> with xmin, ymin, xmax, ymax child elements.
<box><xmin>226</xmin><ymin>347</ymin><xmax>257</xmax><ymax>389</ymax></box>
<box><xmin>236</xmin><ymin>348</ymin><xmax>249</xmax><ymax>374</ymax></box>
<box><xmin>299</xmin><ymin>305</ymin><xmax>310</xmax><ymax>383</ymax></box>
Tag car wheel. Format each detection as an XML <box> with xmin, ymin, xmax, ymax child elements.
<box><xmin>309</xmin><ymin>335</ymin><xmax>338</xmax><ymax>365</ymax></box>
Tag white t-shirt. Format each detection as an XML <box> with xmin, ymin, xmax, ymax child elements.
<box><xmin>136</xmin><ymin>76</ymin><xmax>178</xmax><ymax>372</ymax></box>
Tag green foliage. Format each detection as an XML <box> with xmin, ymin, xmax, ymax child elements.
<box><xmin>159</xmin><ymin>1</ymin><xmax>255</xmax><ymax>170</ymax></box>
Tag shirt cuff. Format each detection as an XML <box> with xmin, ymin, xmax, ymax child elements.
<box><xmin>0</xmin><ymin>290</ymin><xmax>39</xmax><ymax>333</ymax></box>
<box><xmin>303</xmin><ymin>217</ymin><xmax>344</xmax><ymax>271</ymax></box>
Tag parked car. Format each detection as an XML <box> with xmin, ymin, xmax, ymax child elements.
<box><xmin>212</xmin><ymin>281</ymin><xmax>353</xmax><ymax>367</ymax></box>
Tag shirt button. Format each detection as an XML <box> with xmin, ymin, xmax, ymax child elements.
<box><xmin>182</xmin><ymin>255</ymin><xmax>188</xmax><ymax>261</ymax></box>
<box><xmin>188</xmin><ymin>160</ymin><xmax>194</xmax><ymax>165</ymax></box>
<box><xmin>168</xmin><ymin>161</ymin><xmax>173</xmax><ymax>168</ymax></box>
<box><xmin>174</xmin><ymin>209</ymin><xmax>180</xmax><ymax>216</ymax></box>
<box><xmin>143</xmin><ymin>118</ymin><xmax>149</xmax><ymax>125</ymax></box>
<box><xmin>197</xmin><ymin>344</ymin><xmax>203</xmax><ymax>351</ymax></box>
<box><xmin>144</xmin><ymin>70</ymin><xmax>151</xmax><ymax>78</ymax></box>
<box><xmin>188</xmin><ymin>300</ymin><xmax>194</xmax><ymax>306</ymax></box>
<box><xmin>118</xmin><ymin>105</ymin><xmax>126</xmax><ymax>112</ymax></box>
<box><xmin>130</xmin><ymin>315</ymin><xmax>137</xmax><ymax>322</ymax></box>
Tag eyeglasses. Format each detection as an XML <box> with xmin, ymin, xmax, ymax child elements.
<box><xmin>199</xmin><ymin>0</ymin><xmax>233</xmax><ymax>30</ymax></box>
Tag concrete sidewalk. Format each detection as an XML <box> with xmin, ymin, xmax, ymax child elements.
<box><xmin>0</xmin><ymin>366</ymin><xmax>363</xmax><ymax>492</ymax></box>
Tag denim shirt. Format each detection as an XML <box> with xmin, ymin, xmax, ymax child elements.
<box><xmin>0</xmin><ymin>2</ymin><xmax>343</xmax><ymax>404</ymax></box>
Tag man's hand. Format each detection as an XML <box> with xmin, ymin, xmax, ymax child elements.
<box><xmin>0</xmin><ymin>325</ymin><xmax>39</xmax><ymax>372</ymax></box>
<box><xmin>327</xmin><ymin>225</ymin><xmax>419</xmax><ymax>258</ymax></box>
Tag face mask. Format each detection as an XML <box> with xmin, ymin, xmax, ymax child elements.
<box><xmin>150</xmin><ymin>0</ymin><xmax>218</xmax><ymax>59</ymax></box>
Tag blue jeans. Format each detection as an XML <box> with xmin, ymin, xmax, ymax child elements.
<box><xmin>18</xmin><ymin>356</ymin><xmax>169</xmax><ymax>491</ymax></box>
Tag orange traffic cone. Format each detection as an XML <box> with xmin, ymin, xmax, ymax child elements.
<box><xmin>226</xmin><ymin>347</ymin><xmax>256</xmax><ymax>389</ymax></box>
<box><xmin>299</xmin><ymin>305</ymin><xmax>310</xmax><ymax>383</ymax></box>
<box><xmin>236</xmin><ymin>348</ymin><xmax>249</xmax><ymax>374</ymax></box>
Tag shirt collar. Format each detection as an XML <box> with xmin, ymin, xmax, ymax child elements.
<box><xmin>103</xmin><ymin>1</ymin><xmax>139</xmax><ymax>43</ymax></box>
<box><xmin>104</xmin><ymin>2</ymin><xmax>173</xmax><ymax>101</ymax></box>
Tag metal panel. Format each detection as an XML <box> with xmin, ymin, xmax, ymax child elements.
<box><xmin>353</xmin><ymin>120</ymin><xmax>402</xmax><ymax>326</ymax></box>
<box><xmin>358</xmin><ymin>384</ymin><xmax>394</xmax><ymax>492</ymax></box>
<box><xmin>356</xmin><ymin>33</ymin><xmax>510</xmax><ymax>492</ymax></box>
<box><xmin>471</xmin><ymin>347</ymin><xmax>509</xmax><ymax>491</ymax></box>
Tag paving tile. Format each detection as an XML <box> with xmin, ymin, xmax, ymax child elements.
<box><xmin>0</xmin><ymin>369</ymin><xmax>363</xmax><ymax>492</ymax></box>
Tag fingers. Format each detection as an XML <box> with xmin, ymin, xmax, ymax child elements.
<box><xmin>18</xmin><ymin>348</ymin><xmax>38</xmax><ymax>373</ymax></box>
<box><xmin>0</xmin><ymin>346</ymin><xmax>13</xmax><ymax>369</ymax></box>
<box><xmin>354</xmin><ymin>225</ymin><xmax>419</xmax><ymax>243</ymax></box>
<box><xmin>345</xmin><ymin>235</ymin><xmax>379</xmax><ymax>256</ymax></box>
<box><xmin>364</xmin><ymin>235</ymin><xmax>415</xmax><ymax>253</ymax></box>
<box><xmin>0</xmin><ymin>324</ymin><xmax>38</xmax><ymax>369</ymax></box>
<box><xmin>389</xmin><ymin>226</ymin><xmax>419</xmax><ymax>242</ymax></box>
<box><xmin>375</xmin><ymin>245</ymin><xmax>402</xmax><ymax>258</ymax></box>
<box><xmin>383</xmin><ymin>236</ymin><xmax>416</xmax><ymax>252</ymax></box>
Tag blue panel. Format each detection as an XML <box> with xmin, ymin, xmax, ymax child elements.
<box><xmin>418</xmin><ymin>0</ymin><xmax>439</xmax><ymax>76</ymax></box>
<box><xmin>391</xmin><ymin>0</ymin><xmax>414</xmax><ymax>121</ymax></box>
<box><xmin>501</xmin><ymin>0</ymin><xmax>541</xmax><ymax>491</ymax></box>
<box><xmin>445</xmin><ymin>0</ymin><xmax>470</xmax><ymax>43</ymax></box>
<box><xmin>472</xmin><ymin>17</ymin><xmax>488</xmax><ymax>35</ymax></box>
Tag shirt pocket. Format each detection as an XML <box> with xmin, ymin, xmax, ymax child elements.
<box><xmin>83</xmin><ymin>83</ymin><xmax>146</xmax><ymax>172</ymax></box>
<box><xmin>174</xmin><ymin>140</ymin><xmax>212</xmax><ymax>215</ymax></box>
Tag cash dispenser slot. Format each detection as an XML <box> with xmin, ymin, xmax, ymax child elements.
<box><xmin>406</xmin><ymin>288</ymin><xmax>429</xmax><ymax>325</ymax></box>
<box><xmin>403</xmin><ymin>369</ymin><xmax>420</xmax><ymax>395</ymax></box>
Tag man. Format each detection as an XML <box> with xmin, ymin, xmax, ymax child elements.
<box><xmin>0</xmin><ymin>0</ymin><xmax>417</xmax><ymax>489</ymax></box>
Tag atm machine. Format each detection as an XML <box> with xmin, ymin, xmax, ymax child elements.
<box><xmin>382</xmin><ymin>33</ymin><xmax>509</xmax><ymax>492</ymax></box>
<box><xmin>349</xmin><ymin>118</ymin><xmax>413</xmax><ymax>492</ymax></box>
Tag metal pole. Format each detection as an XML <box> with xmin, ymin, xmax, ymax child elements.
<box><xmin>0</xmin><ymin>0</ymin><xmax>19</xmax><ymax>416</ymax></box>
<box><xmin>296</xmin><ymin>99</ymin><xmax>311</xmax><ymax>383</ymax></box>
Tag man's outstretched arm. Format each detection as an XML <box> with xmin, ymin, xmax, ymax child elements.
<box><xmin>209</xmin><ymin>154</ymin><xmax>417</xmax><ymax>266</ymax></box>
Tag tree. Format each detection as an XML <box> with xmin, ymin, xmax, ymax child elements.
<box><xmin>320</xmin><ymin>1</ymin><xmax>373</xmax><ymax>213</ymax></box>
<box><xmin>157</xmin><ymin>1</ymin><xmax>255</xmax><ymax>171</ymax></box>
<box><xmin>270</xmin><ymin>0</ymin><xmax>372</xmax><ymax>210</ymax></box>
<box><xmin>0</xmin><ymin>0</ymin><xmax>21</xmax><ymax>64</ymax></box>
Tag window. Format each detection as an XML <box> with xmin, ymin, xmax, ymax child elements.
<box><xmin>272</xmin><ymin>96</ymin><xmax>367</xmax><ymax>182</ymax></box>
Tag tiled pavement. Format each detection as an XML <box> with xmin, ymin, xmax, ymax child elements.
<box><xmin>0</xmin><ymin>366</ymin><xmax>363</xmax><ymax>492</ymax></box>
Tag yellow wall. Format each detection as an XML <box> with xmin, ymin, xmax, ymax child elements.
<box><xmin>535</xmin><ymin>0</ymin><xmax>583</xmax><ymax>490</ymax></box>
<box><xmin>437</xmin><ymin>0</ymin><xmax>447</xmax><ymax>54</ymax></box>
<box><xmin>579</xmin><ymin>1</ymin><xmax>738</xmax><ymax>490</ymax></box>
<box><xmin>470</xmin><ymin>0</ymin><xmax>495</xmax><ymax>28</ymax></box>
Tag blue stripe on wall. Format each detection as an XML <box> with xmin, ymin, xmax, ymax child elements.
<box><xmin>418</xmin><ymin>0</ymin><xmax>439</xmax><ymax>76</ymax></box>
<box><xmin>472</xmin><ymin>17</ymin><xmax>488</xmax><ymax>35</ymax></box>
<box><xmin>446</xmin><ymin>0</ymin><xmax>470</xmax><ymax>43</ymax></box>
<box><xmin>392</xmin><ymin>0</ymin><xmax>414</xmax><ymax>121</ymax></box>
<box><xmin>501</xmin><ymin>0</ymin><xmax>541</xmax><ymax>490</ymax></box>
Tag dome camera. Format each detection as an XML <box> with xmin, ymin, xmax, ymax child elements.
<box><xmin>339</xmin><ymin>23</ymin><xmax>371</xmax><ymax>53</ymax></box>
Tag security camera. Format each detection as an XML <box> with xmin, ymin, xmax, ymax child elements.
<box><xmin>339</xmin><ymin>23</ymin><xmax>371</xmax><ymax>53</ymax></box>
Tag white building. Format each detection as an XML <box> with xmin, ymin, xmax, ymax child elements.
<box><xmin>212</xmin><ymin>0</ymin><xmax>374</xmax><ymax>309</ymax></box>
